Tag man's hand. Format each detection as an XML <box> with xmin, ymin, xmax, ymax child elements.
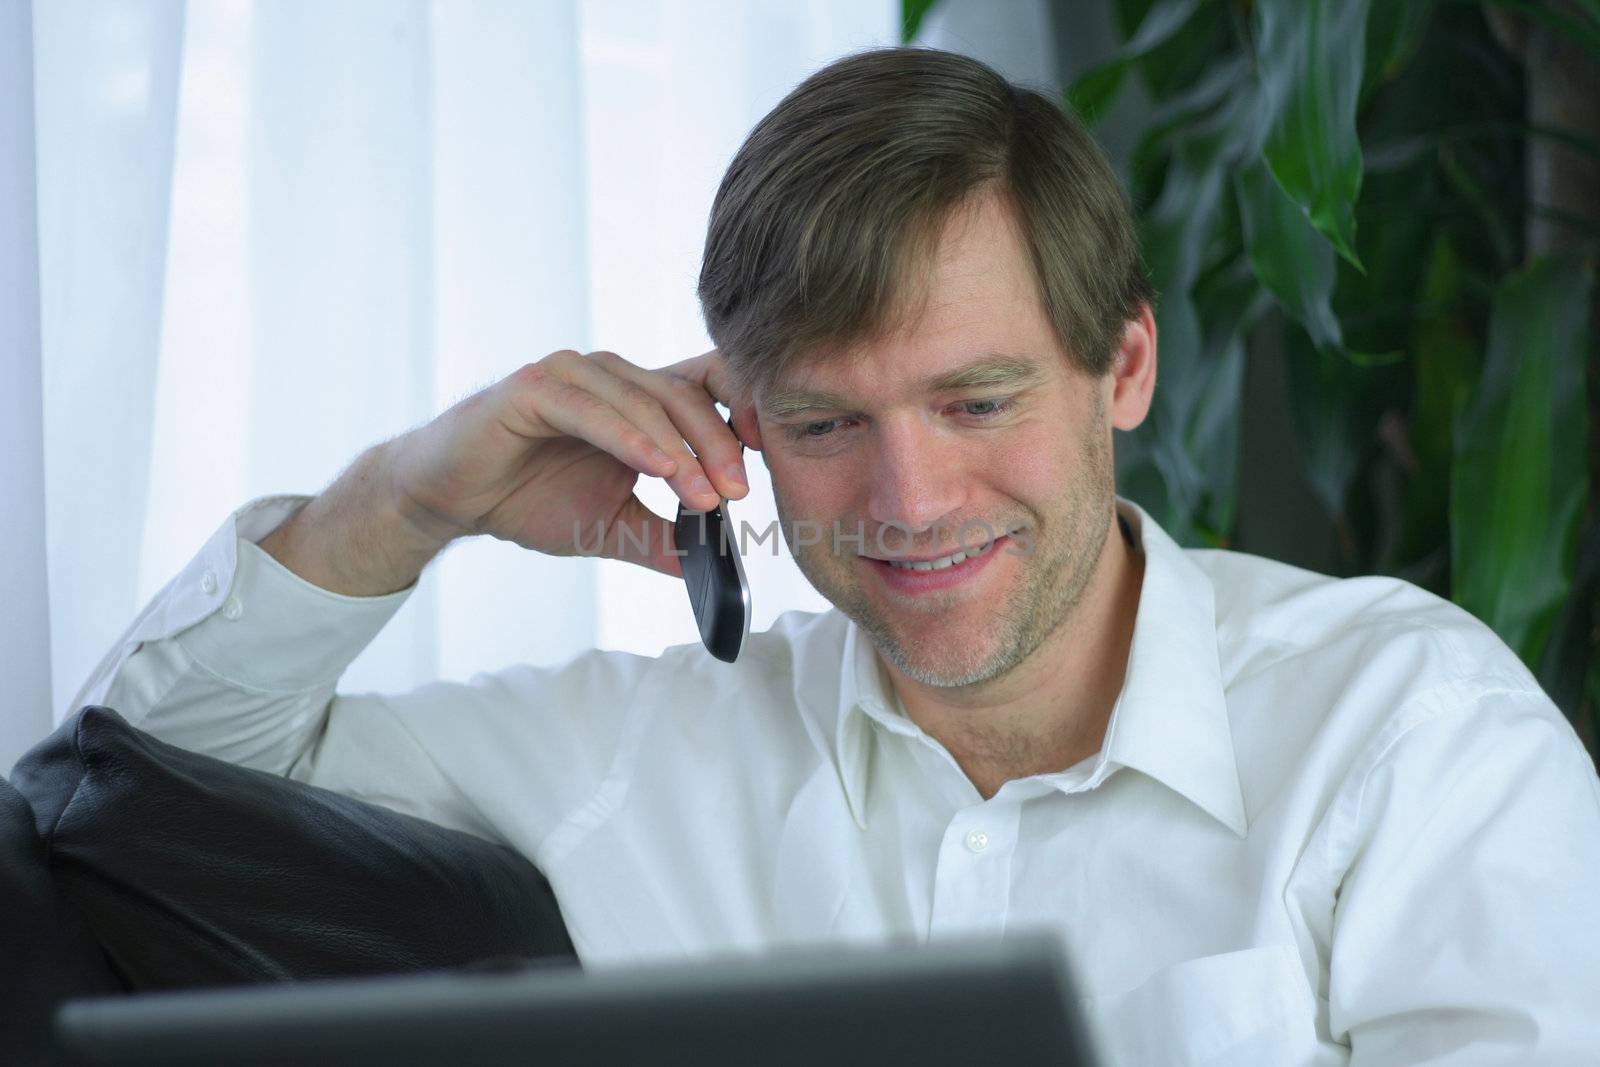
<box><xmin>259</xmin><ymin>349</ymin><xmax>750</xmax><ymax>595</ymax></box>
<box><xmin>392</xmin><ymin>348</ymin><xmax>749</xmax><ymax>578</ymax></box>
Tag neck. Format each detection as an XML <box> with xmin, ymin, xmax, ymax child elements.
<box><xmin>883</xmin><ymin>504</ymin><xmax>1146</xmax><ymax>800</ymax></box>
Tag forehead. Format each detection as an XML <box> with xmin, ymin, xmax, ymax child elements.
<box><xmin>763</xmin><ymin>190</ymin><xmax>1063</xmax><ymax>410</ymax></box>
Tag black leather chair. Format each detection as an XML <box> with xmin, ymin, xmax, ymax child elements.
<box><xmin>2</xmin><ymin>706</ymin><xmax>578</xmax><ymax>1066</ymax></box>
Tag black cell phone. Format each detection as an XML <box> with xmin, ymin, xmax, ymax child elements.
<box><xmin>673</xmin><ymin>417</ymin><xmax>751</xmax><ymax>663</ymax></box>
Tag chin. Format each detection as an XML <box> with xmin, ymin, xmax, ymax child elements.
<box><xmin>893</xmin><ymin>651</ymin><xmax>1011</xmax><ymax>690</ymax></box>
<box><xmin>878</xmin><ymin>623</ymin><xmax>1013</xmax><ymax>689</ymax></box>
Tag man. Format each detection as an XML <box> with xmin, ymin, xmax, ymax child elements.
<box><xmin>74</xmin><ymin>45</ymin><xmax>1600</xmax><ymax>1065</ymax></box>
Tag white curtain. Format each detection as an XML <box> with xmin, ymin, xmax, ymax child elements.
<box><xmin>2</xmin><ymin>0</ymin><xmax>52</xmax><ymax>773</ymax></box>
<box><xmin>20</xmin><ymin>0</ymin><xmax>902</xmax><ymax>744</ymax></box>
<box><xmin>28</xmin><ymin>0</ymin><xmax>187</xmax><ymax>763</ymax></box>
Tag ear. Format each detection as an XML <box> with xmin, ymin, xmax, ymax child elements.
<box><xmin>730</xmin><ymin>402</ymin><xmax>765</xmax><ymax>452</ymax></box>
<box><xmin>1107</xmin><ymin>301</ymin><xmax>1157</xmax><ymax>432</ymax></box>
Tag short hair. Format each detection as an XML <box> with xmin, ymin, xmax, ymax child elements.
<box><xmin>697</xmin><ymin>45</ymin><xmax>1155</xmax><ymax>404</ymax></box>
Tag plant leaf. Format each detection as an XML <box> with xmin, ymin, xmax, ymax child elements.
<box><xmin>1451</xmin><ymin>255</ymin><xmax>1593</xmax><ymax>666</ymax></box>
<box><xmin>1186</xmin><ymin>257</ymin><xmax>1270</xmax><ymax>537</ymax></box>
<box><xmin>1538</xmin><ymin>510</ymin><xmax>1600</xmax><ymax>721</ymax></box>
<box><xmin>1254</xmin><ymin>0</ymin><xmax>1371</xmax><ymax>271</ymax></box>
<box><xmin>1395</xmin><ymin>233</ymin><xmax>1480</xmax><ymax>568</ymax></box>
<box><xmin>1281</xmin><ymin>318</ymin><xmax>1399</xmax><ymax>527</ymax></box>
<box><xmin>1128</xmin><ymin>0</ymin><xmax>1229</xmax><ymax>101</ymax></box>
<box><xmin>1067</xmin><ymin>64</ymin><xmax>1133</xmax><ymax>128</ymax></box>
<box><xmin>1235</xmin><ymin>159</ymin><xmax>1343</xmax><ymax>351</ymax></box>
<box><xmin>1463</xmin><ymin>0</ymin><xmax>1600</xmax><ymax>60</ymax></box>
<box><xmin>1129</xmin><ymin>54</ymin><xmax>1252</xmax><ymax>187</ymax></box>
<box><xmin>1066</xmin><ymin>0</ymin><xmax>1205</xmax><ymax>124</ymax></box>
<box><xmin>1130</xmin><ymin>76</ymin><xmax>1272</xmax><ymax>546</ymax></box>
<box><xmin>1140</xmin><ymin>72</ymin><xmax>1265</xmax><ymax>299</ymax></box>
<box><xmin>1362</xmin><ymin>0</ymin><xmax>1437</xmax><ymax>102</ymax></box>
<box><xmin>901</xmin><ymin>0</ymin><xmax>941</xmax><ymax>43</ymax></box>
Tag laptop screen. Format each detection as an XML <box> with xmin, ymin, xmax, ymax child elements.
<box><xmin>56</xmin><ymin>931</ymin><xmax>1099</xmax><ymax>1066</ymax></box>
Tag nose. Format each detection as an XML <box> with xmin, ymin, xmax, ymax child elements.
<box><xmin>864</xmin><ymin>418</ymin><xmax>967</xmax><ymax>547</ymax></box>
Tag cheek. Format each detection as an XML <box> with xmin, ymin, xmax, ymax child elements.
<box><xmin>985</xmin><ymin>427</ymin><xmax>1071</xmax><ymax>503</ymax></box>
<box><xmin>768</xmin><ymin>456</ymin><xmax>859</xmax><ymax>520</ymax></box>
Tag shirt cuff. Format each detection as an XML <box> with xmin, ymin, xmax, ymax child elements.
<box><xmin>166</xmin><ymin>494</ymin><xmax>417</xmax><ymax>692</ymax></box>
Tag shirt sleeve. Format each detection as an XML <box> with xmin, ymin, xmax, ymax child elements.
<box><xmin>1327</xmin><ymin>679</ymin><xmax>1600</xmax><ymax>1065</ymax></box>
<box><xmin>75</xmin><ymin>494</ymin><xmax>657</xmax><ymax>855</ymax></box>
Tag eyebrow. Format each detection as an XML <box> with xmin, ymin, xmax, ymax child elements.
<box><xmin>761</xmin><ymin>354</ymin><xmax>1044</xmax><ymax>418</ymax></box>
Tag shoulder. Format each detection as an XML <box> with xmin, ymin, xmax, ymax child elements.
<box><xmin>1184</xmin><ymin>547</ymin><xmax>1581</xmax><ymax>806</ymax></box>
<box><xmin>1190</xmin><ymin>546</ymin><xmax>1541</xmax><ymax>699</ymax></box>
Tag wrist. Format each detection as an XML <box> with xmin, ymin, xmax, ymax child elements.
<box><xmin>259</xmin><ymin>444</ymin><xmax>453</xmax><ymax>597</ymax></box>
<box><xmin>377</xmin><ymin>436</ymin><xmax>476</xmax><ymax>550</ymax></box>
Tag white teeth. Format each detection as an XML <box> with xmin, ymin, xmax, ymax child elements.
<box><xmin>887</xmin><ymin>540</ymin><xmax>992</xmax><ymax>572</ymax></box>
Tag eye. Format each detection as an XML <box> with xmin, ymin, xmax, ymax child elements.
<box><xmin>790</xmin><ymin>418</ymin><xmax>849</xmax><ymax>440</ymax></box>
<box><xmin>958</xmin><ymin>397</ymin><xmax>1015</xmax><ymax>418</ymax></box>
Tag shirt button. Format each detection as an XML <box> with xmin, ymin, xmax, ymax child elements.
<box><xmin>964</xmin><ymin>829</ymin><xmax>990</xmax><ymax>853</ymax></box>
<box><xmin>201</xmin><ymin>569</ymin><xmax>218</xmax><ymax>595</ymax></box>
<box><xmin>221</xmin><ymin>596</ymin><xmax>243</xmax><ymax>621</ymax></box>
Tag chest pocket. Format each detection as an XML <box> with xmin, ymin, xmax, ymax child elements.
<box><xmin>1082</xmin><ymin>944</ymin><xmax>1323</xmax><ymax>1067</ymax></box>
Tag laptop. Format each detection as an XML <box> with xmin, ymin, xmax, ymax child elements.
<box><xmin>55</xmin><ymin>930</ymin><xmax>1100</xmax><ymax>1066</ymax></box>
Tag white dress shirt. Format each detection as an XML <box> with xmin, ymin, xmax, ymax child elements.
<box><xmin>73</xmin><ymin>492</ymin><xmax>1600</xmax><ymax>1066</ymax></box>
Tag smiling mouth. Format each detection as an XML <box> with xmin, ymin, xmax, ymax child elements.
<box><xmin>864</xmin><ymin>524</ymin><xmax>1024</xmax><ymax>566</ymax></box>
<box><xmin>881</xmin><ymin>538</ymin><xmax>999</xmax><ymax>571</ymax></box>
<box><xmin>864</xmin><ymin>524</ymin><xmax>1024</xmax><ymax>570</ymax></box>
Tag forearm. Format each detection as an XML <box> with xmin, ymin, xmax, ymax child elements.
<box><xmin>258</xmin><ymin>440</ymin><xmax>457</xmax><ymax>597</ymax></box>
<box><xmin>73</xmin><ymin>493</ymin><xmax>416</xmax><ymax>776</ymax></box>
<box><xmin>104</xmin><ymin>635</ymin><xmax>337</xmax><ymax>776</ymax></box>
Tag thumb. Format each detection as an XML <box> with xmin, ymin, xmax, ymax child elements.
<box><xmin>605</xmin><ymin>494</ymin><xmax>683</xmax><ymax>579</ymax></box>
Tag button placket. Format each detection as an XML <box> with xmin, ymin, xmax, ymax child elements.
<box><xmin>929</xmin><ymin>804</ymin><xmax>1020</xmax><ymax>940</ymax></box>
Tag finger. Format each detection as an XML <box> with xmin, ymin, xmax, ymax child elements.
<box><xmin>526</xmin><ymin>371</ymin><xmax>682</xmax><ymax>482</ymax></box>
<box><xmin>555</xmin><ymin>352</ymin><xmax>726</xmax><ymax>510</ymax></box>
<box><xmin>693</xmin><ymin>348</ymin><xmax>736</xmax><ymax>408</ymax></box>
<box><xmin>656</xmin><ymin>377</ymin><xmax>748</xmax><ymax>502</ymax></box>
<box><xmin>661</xmin><ymin>348</ymin><xmax>738</xmax><ymax>408</ymax></box>
<box><xmin>581</xmin><ymin>351</ymin><xmax>746</xmax><ymax>506</ymax></box>
<box><xmin>586</xmin><ymin>350</ymin><xmax>745</xmax><ymax>501</ymax></box>
<box><xmin>684</xmin><ymin>350</ymin><xmax>747</xmax><ymax>451</ymax></box>
<box><xmin>604</xmin><ymin>493</ymin><xmax>682</xmax><ymax>579</ymax></box>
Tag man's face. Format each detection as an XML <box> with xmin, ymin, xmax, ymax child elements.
<box><xmin>757</xmin><ymin>190</ymin><xmax>1118</xmax><ymax>689</ymax></box>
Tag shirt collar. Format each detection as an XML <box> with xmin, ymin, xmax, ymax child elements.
<box><xmin>833</xmin><ymin>495</ymin><xmax>1248</xmax><ymax>838</ymax></box>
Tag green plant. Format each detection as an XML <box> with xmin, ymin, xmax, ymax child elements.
<box><xmin>904</xmin><ymin>0</ymin><xmax>1600</xmax><ymax>756</ymax></box>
